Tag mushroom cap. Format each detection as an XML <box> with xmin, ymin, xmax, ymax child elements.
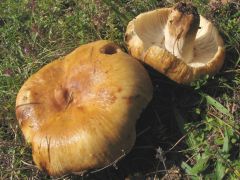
<box><xmin>125</xmin><ymin>5</ymin><xmax>225</xmax><ymax>84</ymax></box>
<box><xmin>15</xmin><ymin>40</ymin><xmax>153</xmax><ymax>176</ymax></box>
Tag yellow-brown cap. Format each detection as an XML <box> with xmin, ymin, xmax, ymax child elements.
<box><xmin>15</xmin><ymin>40</ymin><xmax>153</xmax><ymax>176</ymax></box>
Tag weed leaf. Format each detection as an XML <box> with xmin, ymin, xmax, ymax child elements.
<box><xmin>190</xmin><ymin>154</ymin><xmax>210</xmax><ymax>175</ymax></box>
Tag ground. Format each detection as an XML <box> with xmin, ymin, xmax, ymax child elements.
<box><xmin>0</xmin><ymin>0</ymin><xmax>239</xmax><ymax>179</ymax></box>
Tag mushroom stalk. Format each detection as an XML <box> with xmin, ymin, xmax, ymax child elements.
<box><xmin>164</xmin><ymin>3</ymin><xmax>200</xmax><ymax>63</ymax></box>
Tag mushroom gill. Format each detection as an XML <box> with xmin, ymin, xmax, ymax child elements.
<box><xmin>125</xmin><ymin>2</ymin><xmax>225</xmax><ymax>83</ymax></box>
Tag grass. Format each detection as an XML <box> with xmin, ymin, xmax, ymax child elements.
<box><xmin>0</xmin><ymin>0</ymin><xmax>239</xmax><ymax>179</ymax></box>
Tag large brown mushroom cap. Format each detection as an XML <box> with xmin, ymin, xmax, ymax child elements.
<box><xmin>125</xmin><ymin>3</ymin><xmax>225</xmax><ymax>84</ymax></box>
<box><xmin>16</xmin><ymin>40</ymin><xmax>153</xmax><ymax>176</ymax></box>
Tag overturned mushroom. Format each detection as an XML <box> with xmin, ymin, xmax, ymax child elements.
<box><xmin>16</xmin><ymin>40</ymin><xmax>153</xmax><ymax>176</ymax></box>
<box><xmin>125</xmin><ymin>2</ymin><xmax>225</xmax><ymax>83</ymax></box>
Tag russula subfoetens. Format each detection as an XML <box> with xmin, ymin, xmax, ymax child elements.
<box><xmin>125</xmin><ymin>2</ymin><xmax>225</xmax><ymax>84</ymax></box>
<box><xmin>15</xmin><ymin>40</ymin><xmax>153</xmax><ymax>176</ymax></box>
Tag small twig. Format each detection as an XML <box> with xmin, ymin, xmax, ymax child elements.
<box><xmin>52</xmin><ymin>174</ymin><xmax>70</xmax><ymax>180</ymax></box>
<box><xmin>154</xmin><ymin>109</ymin><xmax>162</xmax><ymax>124</ymax></box>
<box><xmin>168</xmin><ymin>133</ymin><xmax>188</xmax><ymax>151</ymax></box>
<box><xmin>208</xmin><ymin>112</ymin><xmax>240</xmax><ymax>136</ymax></box>
<box><xmin>136</xmin><ymin>126</ymin><xmax>151</xmax><ymax>137</ymax></box>
<box><xmin>146</xmin><ymin>169</ymin><xmax>180</xmax><ymax>176</ymax></box>
<box><xmin>185</xmin><ymin>154</ymin><xmax>197</xmax><ymax>164</ymax></box>
<box><xmin>167</xmin><ymin>122</ymin><xmax>204</xmax><ymax>152</ymax></box>
<box><xmin>90</xmin><ymin>149</ymin><xmax>127</xmax><ymax>174</ymax></box>
<box><xmin>217</xmin><ymin>127</ymin><xmax>224</xmax><ymax>139</ymax></box>
<box><xmin>21</xmin><ymin>160</ymin><xmax>37</xmax><ymax>168</ymax></box>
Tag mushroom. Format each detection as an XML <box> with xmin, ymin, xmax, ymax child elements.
<box><xmin>15</xmin><ymin>40</ymin><xmax>153</xmax><ymax>176</ymax></box>
<box><xmin>125</xmin><ymin>2</ymin><xmax>225</xmax><ymax>84</ymax></box>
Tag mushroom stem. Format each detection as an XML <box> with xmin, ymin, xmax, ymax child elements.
<box><xmin>164</xmin><ymin>3</ymin><xmax>200</xmax><ymax>64</ymax></box>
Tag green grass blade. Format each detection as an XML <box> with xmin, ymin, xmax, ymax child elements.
<box><xmin>223</xmin><ymin>126</ymin><xmax>230</xmax><ymax>153</ymax></box>
<box><xmin>102</xmin><ymin>0</ymin><xmax>129</xmax><ymax>25</ymax></box>
<box><xmin>216</xmin><ymin>161</ymin><xmax>226</xmax><ymax>180</ymax></box>
<box><xmin>200</xmin><ymin>93</ymin><xmax>232</xmax><ymax>118</ymax></box>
